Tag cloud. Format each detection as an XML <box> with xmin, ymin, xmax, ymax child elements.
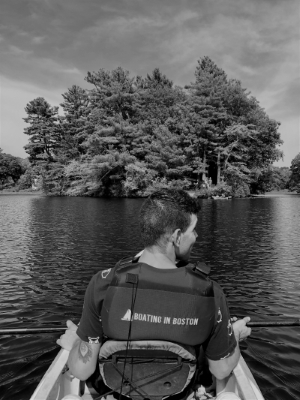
<box><xmin>61</xmin><ymin>67</ymin><xmax>82</xmax><ymax>75</ymax></box>
<box><xmin>0</xmin><ymin>0</ymin><xmax>299</xmax><ymax>164</ymax></box>
<box><xmin>8</xmin><ymin>45</ymin><xmax>32</xmax><ymax>57</ymax></box>
<box><xmin>32</xmin><ymin>36</ymin><xmax>45</xmax><ymax>44</ymax></box>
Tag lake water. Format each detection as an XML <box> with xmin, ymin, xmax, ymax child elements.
<box><xmin>0</xmin><ymin>193</ymin><xmax>300</xmax><ymax>400</ymax></box>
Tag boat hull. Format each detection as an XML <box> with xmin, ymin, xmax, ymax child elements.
<box><xmin>30</xmin><ymin>349</ymin><xmax>265</xmax><ymax>400</ymax></box>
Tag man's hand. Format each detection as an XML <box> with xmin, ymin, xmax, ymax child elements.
<box><xmin>56</xmin><ymin>320</ymin><xmax>79</xmax><ymax>351</ymax></box>
<box><xmin>232</xmin><ymin>316</ymin><xmax>251</xmax><ymax>342</ymax></box>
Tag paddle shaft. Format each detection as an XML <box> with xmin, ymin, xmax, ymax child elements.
<box><xmin>0</xmin><ymin>327</ymin><xmax>65</xmax><ymax>335</ymax></box>
<box><xmin>247</xmin><ymin>320</ymin><xmax>300</xmax><ymax>327</ymax></box>
<box><xmin>0</xmin><ymin>320</ymin><xmax>300</xmax><ymax>334</ymax></box>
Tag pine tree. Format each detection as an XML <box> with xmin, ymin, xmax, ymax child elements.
<box><xmin>183</xmin><ymin>57</ymin><xmax>229</xmax><ymax>184</ymax></box>
<box><xmin>59</xmin><ymin>85</ymin><xmax>90</xmax><ymax>160</ymax></box>
<box><xmin>23</xmin><ymin>97</ymin><xmax>59</xmax><ymax>163</ymax></box>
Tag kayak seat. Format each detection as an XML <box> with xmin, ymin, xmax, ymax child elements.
<box><xmin>99</xmin><ymin>340</ymin><xmax>197</xmax><ymax>400</ymax></box>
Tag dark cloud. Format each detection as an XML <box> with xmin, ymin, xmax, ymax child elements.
<box><xmin>1</xmin><ymin>0</ymin><xmax>298</xmax><ymax>90</ymax></box>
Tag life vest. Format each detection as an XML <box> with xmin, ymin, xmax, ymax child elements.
<box><xmin>101</xmin><ymin>260</ymin><xmax>216</xmax><ymax>346</ymax></box>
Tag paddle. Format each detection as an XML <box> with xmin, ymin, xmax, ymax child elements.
<box><xmin>0</xmin><ymin>327</ymin><xmax>65</xmax><ymax>335</ymax></box>
<box><xmin>0</xmin><ymin>319</ymin><xmax>300</xmax><ymax>334</ymax></box>
<box><xmin>247</xmin><ymin>320</ymin><xmax>300</xmax><ymax>327</ymax></box>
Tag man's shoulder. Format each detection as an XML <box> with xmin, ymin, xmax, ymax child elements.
<box><xmin>209</xmin><ymin>279</ymin><xmax>226</xmax><ymax>300</ymax></box>
<box><xmin>90</xmin><ymin>267</ymin><xmax>115</xmax><ymax>287</ymax></box>
<box><xmin>90</xmin><ymin>255</ymin><xmax>137</xmax><ymax>286</ymax></box>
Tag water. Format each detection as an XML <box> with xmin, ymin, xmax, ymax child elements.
<box><xmin>0</xmin><ymin>193</ymin><xmax>300</xmax><ymax>400</ymax></box>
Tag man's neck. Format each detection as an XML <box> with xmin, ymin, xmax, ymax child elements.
<box><xmin>138</xmin><ymin>246</ymin><xmax>177</xmax><ymax>269</ymax></box>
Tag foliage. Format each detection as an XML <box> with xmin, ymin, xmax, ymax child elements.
<box><xmin>250</xmin><ymin>166</ymin><xmax>291</xmax><ymax>193</ymax></box>
<box><xmin>58</xmin><ymin>85</ymin><xmax>90</xmax><ymax>160</ymax></box>
<box><xmin>273</xmin><ymin>167</ymin><xmax>292</xmax><ymax>189</ymax></box>
<box><xmin>0</xmin><ymin>149</ymin><xmax>24</xmax><ymax>187</ymax></box>
<box><xmin>17</xmin><ymin>168</ymin><xmax>34</xmax><ymax>189</ymax></box>
<box><xmin>196</xmin><ymin>182</ymin><xmax>232</xmax><ymax>198</ymax></box>
<box><xmin>21</xmin><ymin>58</ymin><xmax>284</xmax><ymax>197</ymax></box>
<box><xmin>23</xmin><ymin>97</ymin><xmax>60</xmax><ymax>163</ymax></box>
<box><xmin>287</xmin><ymin>153</ymin><xmax>300</xmax><ymax>192</ymax></box>
<box><xmin>123</xmin><ymin>162</ymin><xmax>157</xmax><ymax>197</ymax></box>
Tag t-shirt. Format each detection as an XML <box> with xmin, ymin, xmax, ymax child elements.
<box><xmin>77</xmin><ymin>262</ymin><xmax>236</xmax><ymax>361</ymax></box>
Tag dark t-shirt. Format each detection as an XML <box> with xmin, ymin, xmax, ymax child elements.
<box><xmin>77</xmin><ymin>263</ymin><xmax>236</xmax><ymax>361</ymax></box>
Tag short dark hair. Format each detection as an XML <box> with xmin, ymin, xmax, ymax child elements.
<box><xmin>139</xmin><ymin>189</ymin><xmax>201</xmax><ymax>248</ymax></box>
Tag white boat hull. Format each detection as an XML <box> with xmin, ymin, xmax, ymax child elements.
<box><xmin>30</xmin><ymin>349</ymin><xmax>265</xmax><ymax>400</ymax></box>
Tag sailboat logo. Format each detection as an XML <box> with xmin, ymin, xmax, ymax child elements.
<box><xmin>121</xmin><ymin>309</ymin><xmax>133</xmax><ymax>321</ymax></box>
<box><xmin>101</xmin><ymin>268</ymin><xmax>111</xmax><ymax>279</ymax></box>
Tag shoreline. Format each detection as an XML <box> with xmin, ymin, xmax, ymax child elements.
<box><xmin>0</xmin><ymin>191</ymin><xmax>44</xmax><ymax>195</ymax></box>
<box><xmin>251</xmin><ymin>190</ymin><xmax>299</xmax><ymax>197</ymax></box>
<box><xmin>1</xmin><ymin>189</ymin><xmax>298</xmax><ymax>198</ymax></box>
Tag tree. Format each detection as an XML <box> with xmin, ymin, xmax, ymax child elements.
<box><xmin>143</xmin><ymin>125</ymin><xmax>189</xmax><ymax>180</ymax></box>
<box><xmin>184</xmin><ymin>57</ymin><xmax>283</xmax><ymax>190</ymax></box>
<box><xmin>78</xmin><ymin>67</ymin><xmax>185</xmax><ymax>196</ymax></box>
<box><xmin>23</xmin><ymin>97</ymin><xmax>59</xmax><ymax>162</ymax></box>
<box><xmin>183</xmin><ymin>57</ymin><xmax>229</xmax><ymax>185</ymax></box>
<box><xmin>23</xmin><ymin>97</ymin><xmax>75</xmax><ymax>195</ymax></box>
<box><xmin>171</xmin><ymin>98</ymin><xmax>224</xmax><ymax>185</ymax></box>
<box><xmin>287</xmin><ymin>153</ymin><xmax>300</xmax><ymax>192</ymax></box>
<box><xmin>0</xmin><ymin>150</ymin><xmax>23</xmax><ymax>187</ymax></box>
<box><xmin>123</xmin><ymin>161</ymin><xmax>158</xmax><ymax>196</ymax></box>
<box><xmin>64</xmin><ymin>151</ymin><xmax>136</xmax><ymax>197</ymax></box>
<box><xmin>145</xmin><ymin>68</ymin><xmax>173</xmax><ymax>89</ymax></box>
<box><xmin>251</xmin><ymin>166</ymin><xmax>291</xmax><ymax>193</ymax></box>
<box><xmin>21</xmin><ymin>59</ymin><xmax>284</xmax><ymax>197</ymax></box>
<box><xmin>17</xmin><ymin>168</ymin><xmax>35</xmax><ymax>190</ymax></box>
<box><xmin>85</xmin><ymin>67</ymin><xmax>138</xmax><ymax>122</ymax></box>
<box><xmin>135</xmin><ymin>76</ymin><xmax>184</xmax><ymax>129</ymax></box>
<box><xmin>59</xmin><ymin>85</ymin><xmax>90</xmax><ymax>160</ymax></box>
<box><xmin>245</xmin><ymin>108</ymin><xmax>283</xmax><ymax>170</ymax></box>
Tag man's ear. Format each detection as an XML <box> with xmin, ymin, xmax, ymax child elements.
<box><xmin>172</xmin><ymin>229</ymin><xmax>182</xmax><ymax>246</ymax></box>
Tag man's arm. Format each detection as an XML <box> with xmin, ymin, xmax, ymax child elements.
<box><xmin>207</xmin><ymin>317</ymin><xmax>251</xmax><ymax>380</ymax></box>
<box><xmin>62</xmin><ymin>272</ymin><xmax>111</xmax><ymax>380</ymax></box>
<box><xmin>67</xmin><ymin>338</ymin><xmax>101</xmax><ymax>381</ymax></box>
<box><xmin>207</xmin><ymin>342</ymin><xmax>240</xmax><ymax>380</ymax></box>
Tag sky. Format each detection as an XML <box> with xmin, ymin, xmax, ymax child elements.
<box><xmin>0</xmin><ymin>0</ymin><xmax>299</xmax><ymax>167</ymax></box>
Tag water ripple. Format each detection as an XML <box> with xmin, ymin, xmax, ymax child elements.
<box><xmin>1</xmin><ymin>194</ymin><xmax>300</xmax><ymax>400</ymax></box>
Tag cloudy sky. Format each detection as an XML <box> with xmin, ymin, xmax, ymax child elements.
<box><xmin>0</xmin><ymin>0</ymin><xmax>299</xmax><ymax>166</ymax></box>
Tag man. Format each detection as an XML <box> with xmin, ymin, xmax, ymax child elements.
<box><xmin>57</xmin><ymin>188</ymin><xmax>251</xmax><ymax>383</ymax></box>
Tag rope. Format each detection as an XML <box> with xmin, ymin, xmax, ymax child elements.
<box><xmin>118</xmin><ymin>275</ymin><xmax>139</xmax><ymax>400</ymax></box>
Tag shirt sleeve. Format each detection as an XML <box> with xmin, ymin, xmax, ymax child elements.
<box><xmin>203</xmin><ymin>281</ymin><xmax>237</xmax><ymax>360</ymax></box>
<box><xmin>77</xmin><ymin>268</ymin><xmax>114</xmax><ymax>343</ymax></box>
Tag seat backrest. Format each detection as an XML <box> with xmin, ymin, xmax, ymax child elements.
<box><xmin>99</xmin><ymin>340</ymin><xmax>197</xmax><ymax>400</ymax></box>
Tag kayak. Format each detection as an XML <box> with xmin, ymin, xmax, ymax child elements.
<box><xmin>29</xmin><ymin>349</ymin><xmax>265</xmax><ymax>400</ymax></box>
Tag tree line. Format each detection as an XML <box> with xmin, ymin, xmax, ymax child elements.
<box><xmin>1</xmin><ymin>57</ymin><xmax>299</xmax><ymax>195</ymax></box>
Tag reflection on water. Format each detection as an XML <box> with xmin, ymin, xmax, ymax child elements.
<box><xmin>0</xmin><ymin>194</ymin><xmax>300</xmax><ymax>400</ymax></box>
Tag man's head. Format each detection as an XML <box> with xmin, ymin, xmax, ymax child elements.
<box><xmin>139</xmin><ymin>189</ymin><xmax>201</xmax><ymax>261</ymax></box>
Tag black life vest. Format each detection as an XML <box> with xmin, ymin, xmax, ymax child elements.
<box><xmin>101</xmin><ymin>260</ymin><xmax>216</xmax><ymax>346</ymax></box>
